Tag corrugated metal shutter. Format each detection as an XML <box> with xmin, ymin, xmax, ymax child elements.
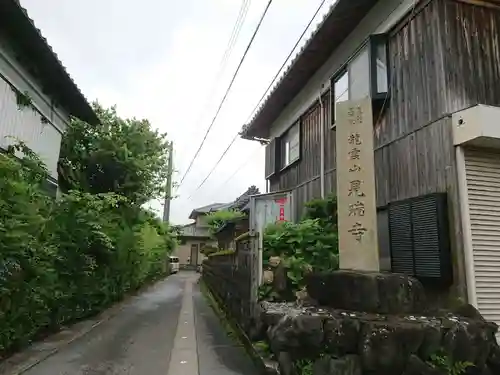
<box><xmin>465</xmin><ymin>149</ymin><xmax>500</xmax><ymax>328</ymax></box>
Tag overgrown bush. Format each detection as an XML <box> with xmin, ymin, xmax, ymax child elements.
<box><xmin>205</xmin><ymin>209</ymin><xmax>245</xmax><ymax>234</ymax></box>
<box><xmin>0</xmin><ymin>104</ymin><xmax>177</xmax><ymax>357</ymax></box>
<box><xmin>302</xmin><ymin>193</ymin><xmax>337</xmax><ymax>230</ymax></box>
<box><xmin>201</xmin><ymin>245</ymin><xmax>219</xmax><ymax>256</ymax></box>
<box><xmin>260</xmin><ymin>194</ymin><xmax>339</xmax><ymax>301</ymax></box>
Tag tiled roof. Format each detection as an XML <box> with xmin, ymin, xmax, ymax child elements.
<box><xmin>1</xmin><ymin>0</ymin><xmax>98</xmax><ymax>124</ymax></box>
<box><xmin>229</xmin><ymin>185</ymin><xmax>260</xmax><ymax>212</ymax></box>
<box><xmin>241</xmin><ymin>0</ymin><xmax>378</xmax><ymax>139</ymax></box>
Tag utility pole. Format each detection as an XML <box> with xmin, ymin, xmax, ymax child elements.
<box><xmin>163</xmin><ymin>141</ymin><xmax>174</xmax><ymax>223</ymax></box>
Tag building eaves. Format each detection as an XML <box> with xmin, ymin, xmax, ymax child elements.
<box><xmin>1</xmin><ymin>0</ymin><xmax>99</xmax><ymax>125</ymax></box>
<box><xmin>188</xmin><ymin>202</ymin><xmax>229</xmax><ymax>219</ymax></box>
<box><xmin>240</xmin><ymin>0</ymin><xmax>378</xmax><ymax>140</ymax></box>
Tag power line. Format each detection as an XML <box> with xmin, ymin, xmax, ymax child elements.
<box><xmin>244</xmin><ymin>0</ymin><xmax>327</xmax><ymax>124</ymax></box>
<box><xmin>185</xmin><ymin>0</ymin><xmax>328</xmax><ymax>197</ymax></box>
<box><xmin>176</xmin><ymin>0</ymin><xmax>251</xmax><ymax>160</ymax></box>
<box><xmin>219</xmin><ymin>0</ymin><xmax>251</xmax><ymax>80</ymax></box>
<box><xmin>205</xmin><ymin>144</ymin><xmax>264</xmax><ymax>199</ymax></box>
<box><xmin>178</xmin><ymin>0</ymin><xmax>274</xmax><ymax>189</ymax></box>
<box><xmin>188</xmin><ymin>75</ymin><xmax>351</xmax><ymax>199</ymax></box>
<box><xmin>187</xmin><ymin>0</ymin><xmax>411</xmax><ymax>200</ymax></box>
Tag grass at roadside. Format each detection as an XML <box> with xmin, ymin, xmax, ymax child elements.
<box><xmin>198</xmin><ymin>279</ymin><xmax>238</xmax><ymax>342</ymax></box>
<box><xmin>198</xmin><ymin>278</ymin><xmax>280</xmax><ymax>375</ymax></box>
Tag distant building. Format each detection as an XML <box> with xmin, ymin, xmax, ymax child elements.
<box><xmin>175</xmin><ymin>186</ymin><xmax>261</xmax><ymax>267</ymax></box>
<box><xmin>175</xmin><ymin>203</ymin><xmax>226</xmax><ymax>268</ymax></box>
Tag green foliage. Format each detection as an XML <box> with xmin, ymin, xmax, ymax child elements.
<box><xmin>40</xmin><ymin>115</ymin><xmax>50</xmax><ymax>125</ymax></box>
<box><xmin>58</xmin><ymin>103</ymin><xmax>171</xmax><ymax>204</ymax></box>
<box><xmin>15</xmin><ymin>90</ymin><xmax>33</xmax><ymax>111</ymax></box>
<box><xmin>302</xmin><ymin>193</ymin><xmax>337</xmax><ymax>230</ymax></box>
<box><xmin>208</xmin><ymin>249</ymin><xmax>236</xmax><ymax>258</ymax></box>
<box><xmin>295</xmin><ymin>359</ymin><xmax>314</xmax><ymax>375</ymax></box>
<box><xmin>261</xmin><ymin>195</ymin><xmax>339</xmax><ymax>301</ymax></box>
<box><xmin>0</xmin><ymin>139</ymin><xmax>176</xmax><ymax>355</ymax></box>
<box><xmin>427</xmin><ymin>351</ymin><xmax>474</xmax><ymax>375</ymax></box>
<box><xmin>201</xmin><ymin>245</ymin><xmax>219</xmax><ymax>256</ymax></box>
<box><xmin>205</xmin><ymin>209</ymin><xmax>246</xmax><ymax>233</ymax></box>
<box><xmin>263</xmin><ymin>219</ymin><xmax>338</xmax><ymax>294</ymax></box>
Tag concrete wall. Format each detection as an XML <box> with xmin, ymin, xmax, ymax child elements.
<box><xmin>0</xmin><ymin>34</ymin><xmax>71</xmax><ymax>179</ymax></box>
<box><xmin>175</xmin><ymin>238</ymin><xmax>215</xmax><ymax>266</ymax></box>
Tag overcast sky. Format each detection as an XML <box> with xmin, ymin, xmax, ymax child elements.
<box><xmin>20</xmin><ymin>0</ymin><xmax>336</xmax><ymax>224</ymax></box>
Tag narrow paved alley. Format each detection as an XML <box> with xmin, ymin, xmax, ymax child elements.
<box><xmin>13</xmin><ymin>273</ymin><xmax>257</xmax><ymax>375</ymax></box>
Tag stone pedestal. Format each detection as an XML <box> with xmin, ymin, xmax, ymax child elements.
<box><xmin>306</xmin><ymin>270</ymin><xmax>426</xmax><ymax>315</ymax></box>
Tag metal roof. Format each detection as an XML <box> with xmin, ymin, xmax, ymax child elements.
<box><xmin>1</xmin><ymin>0</ymin><xmax>99</xmax><ymax>124</ymax></box>
<box><xmin>240</xmin><ymin>0</ymin><xmax>378</xmax><ymax>140</ymax></box>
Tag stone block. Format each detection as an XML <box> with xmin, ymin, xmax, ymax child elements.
<box><xmin>324</xmin><ymin>316</ymin><xmax>361</xmax><ymax>356</ymax></box>
<box><xmin>306</xmin><ymin>270</ymin><xmax>426</xmax><ymax>314</ymax></box>
<box><xmin>402</xmin><ymin>355</ymin><xmax>441</xmax><ymax>375</ymax></box>
<box><xmin>360</xmin><ymin>321</ymin><xmax>425</xmax><ymax>375</ymax></box>
<box><xmin>267</xmin><ymin>312</ymin><xmax>324</xmax><ymax>356</ymax></box>
<box><xmin>313</xmin><ymin>355</ymin><xmax>362</xmax><ymax>375</ymax></box>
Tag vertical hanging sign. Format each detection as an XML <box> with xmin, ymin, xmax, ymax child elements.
<box><xmin>336</xmin><ymin>97</ymin><xmax>379</xmax><ymax>271</ymax></box>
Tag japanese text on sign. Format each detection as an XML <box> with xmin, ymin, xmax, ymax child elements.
<box><xmin>275</xmin><ymin>198</ymin><xmax>287</xmax><ymax>223</ymax></box>
<box><xmin>336</xmin><ymin>97</ymin><xmax>379</xmax><ymax>271</ymax></box>
<box><xmin>347</xmin><ymin>106</ymin><xmax>367</xmax><ymax>242</ymax></box>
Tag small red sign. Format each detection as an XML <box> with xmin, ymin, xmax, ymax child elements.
<box><xmin>275</xmin><ymin>197</ymin><xmax>288</xmax><ymax>223</ymax></box>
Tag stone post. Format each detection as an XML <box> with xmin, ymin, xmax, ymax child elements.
<box><xmin>335</xmin><ymin>97</ymin><xmax>379</xmax><ymax>271</ymax></box>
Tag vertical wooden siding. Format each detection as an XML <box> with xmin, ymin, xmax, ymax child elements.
<box><xmin>266</xmin><ymin>0</ymin><xmax>500</xmax><ymax>227</ymax></box>
<box><xmin>440</xmin><ymin>0</ymin><xmax>500</xmax><ymax>112</ymax></box>
<box><xmin>268</xmin><ymin>92</ymin><xmax>334</xmax><ymax>217</ymax></box>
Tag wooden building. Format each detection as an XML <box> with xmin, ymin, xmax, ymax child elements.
<box><xmin>241</xmin><ymin>0</ymin><xmax>500</xmax><ymax>325</ymax></box>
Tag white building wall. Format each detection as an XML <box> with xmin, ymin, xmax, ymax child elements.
<box><xmin>269</xmin><ymin>0</ymin><xmax>416</xmax><ymax>138</ymax></box>
<box><xmin>0</xmin><ymin>34</ymin><xmax>71</xmax><ymax>179</ymax></box>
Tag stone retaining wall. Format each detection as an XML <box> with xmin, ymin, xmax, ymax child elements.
<box><xmin>258</xmin><ymin>271</ymin><xmax>500</xmax><ymax>375</ymax></box>
<box><xmin>260</xmin><ymin>301</ymin><xmax>500</xmax><ymax>375</ymax></box>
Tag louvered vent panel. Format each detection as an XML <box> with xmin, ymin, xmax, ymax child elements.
<box><xmin>412</xmin><ymin>196</ymin><xmax>443</xmax><ymax>278</ymax></box>
<box><xmin>389</xmin><ymin>202</ymin><xmax>414</xmax><ymax>274</ymax></box>
<box><xmin>389</xmin><ymin>193</ymin><xmax>452</xmax><ymax>284</ymax></box>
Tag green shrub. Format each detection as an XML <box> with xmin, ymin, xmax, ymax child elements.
<box><xmin>302</xmin><ymin>193</ymin><xmax>337</xmax><ymax>230</ymax></box>
<box><xmin>205</xmin><ymin>209</ymin><xmax>246</xmax><ymax>233</ymax></box>
<box><xmin>208</xmin><ymin>249</ymin><xmax>236</xmax><ymax>257</ymax></box>
<box><xmin>260</xmin><ymin>195</ymin><xmax>339</xmax><ymax>301</ymax></box>
<box><xmin>0</xmin><ymin>148</ymin><xmax>176</xmax><ymax>355</ymax></box>
<box><xmin>201</xmin><ymin>245</ymin><xmax>219</xmax><ymax>256</ymax></box>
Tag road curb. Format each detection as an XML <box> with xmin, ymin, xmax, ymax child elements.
<box><xmin>0</xmin><ymin>276</ymin><xmax>171</xmax><ymax>375</ymax></box>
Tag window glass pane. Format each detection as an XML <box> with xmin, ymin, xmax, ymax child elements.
<box><xmin>283</xmin><ymin>123</ymin><xmax>300</xmax><ymax>166</ymax></box>
<box><xmin>289</xmin><ymin>144</ymin><xmax>299</xmax><ymax>163</ymax></box>
<box><xmin>349</xmin><ymin>47</ymin><xmax>370</xmax><ymax>100</ymax></box>
<box><xmin>334</xmin><ymin>71</ymin><xmax>348</xmax><ymax>123</ymax></box>
<box><xmin>376</xmin><ymin>42</ymin><xmax>388</xmax><ymax>93</ymax></box>
<box><xmin>284</xmin><ymin>141</ymin><xmax>290</xmax><ymax>166</ymax></box>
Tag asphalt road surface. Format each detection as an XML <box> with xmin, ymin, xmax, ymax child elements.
<box><xmin>21</xmin><ymin>272</ymin><xmax>257</xmax><ymax>375</ymax></box>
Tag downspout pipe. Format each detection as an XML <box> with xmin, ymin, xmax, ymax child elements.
<box><xmin>318</xmin><ymin>91</ymin><xmax>325</xmax><ymax>198</ymax></box>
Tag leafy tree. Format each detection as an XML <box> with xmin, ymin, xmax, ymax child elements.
<box><xmin>0</xmin><ymin>103</ymin><xmax>177</xmax><ymax>355</ymax></box>
<box><xmin>58</xmin><ymin>103</ymin><xmax>171</xmax><ymax>204</ymax></box>
<box><xmin>302</xmin><ymin>193</ymin><xmax>337</xmax><ymax>230</ymax></box>
<box><xmin>205</xmin><ymin>209</ymin><xmax>246</xmax><ymax>233</ymax></box>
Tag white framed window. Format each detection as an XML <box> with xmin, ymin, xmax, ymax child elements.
<box><xmin>282</xmin><ymin>122</ymin><xmax>300</xmax><ymax>168</ymax></box>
